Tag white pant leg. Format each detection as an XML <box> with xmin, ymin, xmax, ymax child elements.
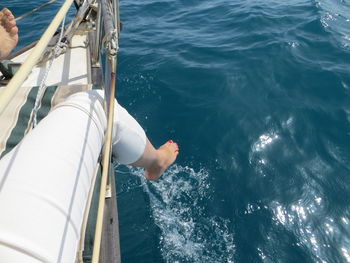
<box><xmin>0</xmin><ymin>90</ymin><xmax>106</xmax><ymax>263</ymax></box>
<box><xmin>112</xmin><ymin>102</ymin><xmax>146</xmax><ymax>164</ymax></box>
<box><xmin>57</xmin><ymin>90</ymin><xmax>147</xmax><ymax>164</ymax></box>
<box><xmin>0</xmin><ymin>90</ymin><xmax>146</xmax><ymax>262</ymax></box>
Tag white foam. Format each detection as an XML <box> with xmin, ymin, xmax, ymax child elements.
<box><xmin>125</xmin><ymin>165</ymin><xmax>236</xmax><ymax>263</ymax></box>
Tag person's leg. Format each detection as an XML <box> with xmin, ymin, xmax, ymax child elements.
<box><xmin>0</xmin><ymin>8</ymin><xmax>18</xmax><ymax>59</ymax></box>
<box><xmin>111</xmin><ymin>97</ymin><xmax>179</xmax><ymax>180</ymax></box>
<box><xmin>0</xmin><ymin>90</ymin><xmax>106</xmax><ymax>262</ymax></box>
<box><xmin>0</xmin><ymin>90</ymin><xmax>178</xmax><ymax>262</ymax></box>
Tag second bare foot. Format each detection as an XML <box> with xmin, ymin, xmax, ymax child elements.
<box><xmin>0</xmin><ymin>8</ymin><xmax>18</xmax><ymax>59</ymax></box>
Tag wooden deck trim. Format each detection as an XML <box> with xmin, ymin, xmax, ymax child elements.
<box><xmin>100</xmin><ymin>164</ymin><xmax>121</xmax><ymax>263</ymax></box>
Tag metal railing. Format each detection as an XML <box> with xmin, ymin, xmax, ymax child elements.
<box><xmin>92</xmin><ymin>0</ymin><xmax>119</xmax><ymax>261</ymax></box>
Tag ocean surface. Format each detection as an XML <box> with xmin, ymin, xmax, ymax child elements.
<box><xmin>4</xmin><ymin>0</ymin><xmax>350</xmax><ymax>262</ymax></box>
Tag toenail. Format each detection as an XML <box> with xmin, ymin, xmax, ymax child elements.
<box><xmin>168</xmin><ymin>140</ymin><xmax>173</xmax><ymax>143</ymax></box>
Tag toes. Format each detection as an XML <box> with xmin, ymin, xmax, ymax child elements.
<box><xmin>10</xmin><ymin>26</ymin><xmax>18</xmax><ymax>36</ymax></box>
<box><xmin>1</xmin><ymin>16</ymin><xmax>16</xmax><ymax>29</ymax></box>
<box><xmin>1</xmin><ymin>10</ymin><xmax>11</xmax><ymax>24</ymax></box>
<box><xmin>170</xmin><ymin>142</ymin><xmax>179</xmax><ymax>152</ymax></box>
<box><xmin>2</xmin><ymin>8</ymin><xmax>12</xmax><ymax>17</ymax></box>
<box><xmin>5</xmin><ymin>21</ymin><xmax>16</xmax><ymax>33</ymax></box>
<box><xmin>164</xmin><ymin>140</ymin><xmax>179</xmax><ymax>153</ymax></box>
<box><xmin>7</xmin><ymin>17</ymin><xmax>16</xmax><ymax>27</ymax></box>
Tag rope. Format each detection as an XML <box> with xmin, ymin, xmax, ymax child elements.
<box><xmin>15</xmin><ymin>0</ymin><xmax>59</xmax><ymax>21</ymax></box>
<box><xmin>31</xmin><ymin>15</ymin><xmax>67</xmax><ymax>127</ymax></box>
<box><xmin>100</xmin><ymin>0</ymin><xmax>119</xmax><ymax>56</ymax></box>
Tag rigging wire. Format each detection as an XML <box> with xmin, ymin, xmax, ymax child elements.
<box><xmin>16</xmin><ymin>0</ymin><xmax>59</xmax><ymax>21</ymax></box>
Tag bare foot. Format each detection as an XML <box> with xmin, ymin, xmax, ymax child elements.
<box><xmin>0</xmin><ymin>8</ymin><xmax>18</xmax><ymax>59</ymax></box>
<box><xmin>145</xmin><ymin>140</ymin><xmax>179</xmax><ymax>181</ymax></box>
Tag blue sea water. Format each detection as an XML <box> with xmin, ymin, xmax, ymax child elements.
<box><xmin>4</xmin><ymin>0</ymin><xmax>350</xmax><ymax>262</ymax></box>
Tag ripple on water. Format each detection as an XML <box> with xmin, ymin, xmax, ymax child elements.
<box><xmin>316</xmin><ymin>0</ymin><xmax>350</xmax><ymax>49</ymax></box>
<box><xmin>267</xmin><ymin>159</ymin><xmax>350</xmax><ymax>263</ymax></box>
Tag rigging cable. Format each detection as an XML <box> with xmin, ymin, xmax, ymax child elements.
<box><xmin>16</xmin><ymin>0</ymin><xmax>59</xmax><ymax>21</ymax></box>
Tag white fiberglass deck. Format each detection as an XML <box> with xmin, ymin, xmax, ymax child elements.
<box><xmin>9</xmin><ymin>33</ymin><xmax>90</xmax><ymax>87</ymax></box>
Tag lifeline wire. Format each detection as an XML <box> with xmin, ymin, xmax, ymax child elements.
<box><xmin>16</xmin><ymin>0</ymin><xmax>59</xmax><ymax>21</ymax></box>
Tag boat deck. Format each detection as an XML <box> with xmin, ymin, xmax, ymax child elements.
<box><xmin>0</xmin><ymin>26</ymin><xmax>121</xmax><ymax>262</ymax></box>
<box><xmin>0</xmin><ymin>33</ymin><xmax>90</xmax><ymax>87</ymax></box>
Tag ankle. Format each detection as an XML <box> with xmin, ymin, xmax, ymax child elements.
<box><xmin>152</xmin><ymin>151</ymin><xmax>163</xmax><ymax>169</ymax></box>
